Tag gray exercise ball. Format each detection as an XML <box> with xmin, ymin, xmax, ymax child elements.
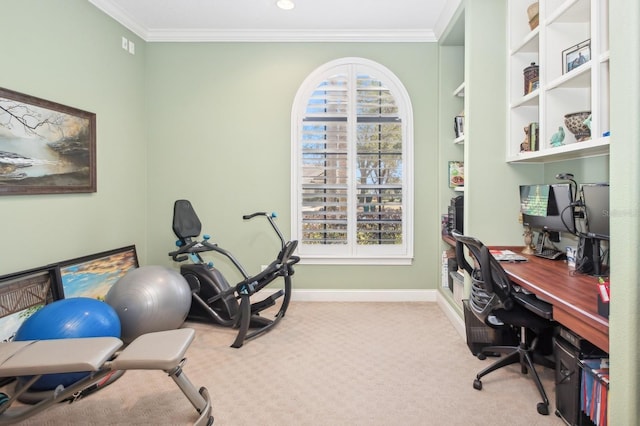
<box><xmin>106</xmin><ymin>265</ymin><xmax>191</xmax><ymax>343</ymax></box>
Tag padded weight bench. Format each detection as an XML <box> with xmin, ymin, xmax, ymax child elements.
<box><xmin>0</xmin><ymin>328</ymin><xmax>213</xmax><ymax>425</ymax></box>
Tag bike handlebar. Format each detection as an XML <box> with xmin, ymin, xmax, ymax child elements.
<box><xmin>243</xmin><ymin>211</ymin><xmax>285</xmax><ymax>248</ymax></box>
<box><xmin>169</xmin><ymin>210</ymin><xmax>296</xmax><ymax>280</ymax></box>
<box><xmin>242</xmin><ymin>212</ymin><xmax>268</xmax><ymax>220</ymax></box>
<box><xmin>168</xmin><ymin>239</ymin><xmax>219</xmax><ymax>262</ymax></box>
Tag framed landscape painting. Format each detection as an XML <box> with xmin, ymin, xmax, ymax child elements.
<box><xmin>0</xmin><ymin>87</ymin><xmax>96</xmax><ymax>195</ymax></box>
<box><xmin>57</xmin><ymin>246</ymin><xmax>138</xmax><ymax>300</ymax></box>
<box><xmin>0</xmin><ymin>265</ymin><xmax>59</xmax><ymax>342</ymax></box>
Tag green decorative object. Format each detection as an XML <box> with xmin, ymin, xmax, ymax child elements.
<box><xmin>550</xmin><ymin>126</ymin><xmax>565</xmax><ymax>147</ymax></box>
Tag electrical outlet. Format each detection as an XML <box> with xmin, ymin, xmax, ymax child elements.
<box><xmin>121</xmin><ymin>36</ymin><xmax>128</xmax><ymax>50</ymax></box>
<box><xmin>128</xmin><ymin>40</ymin><xmax>135</xmax><ymax>55</ymax></box>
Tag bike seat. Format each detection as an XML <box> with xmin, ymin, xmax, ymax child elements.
<box><xmin>173</xmin><ymin>200</ymin><xmax>202</xmax><ymax>240</ymax></box>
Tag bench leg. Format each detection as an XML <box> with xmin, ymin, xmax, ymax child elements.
<box><xmin>167</xmin><ymin>363</ymin><xmax>213</xmax><ymax>426</ymax></box>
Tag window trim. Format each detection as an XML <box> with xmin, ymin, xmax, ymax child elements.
<box><xmin>291</xmin><ymin>57</ymin><xmax>414</xmax><ymax>265</ymax></box>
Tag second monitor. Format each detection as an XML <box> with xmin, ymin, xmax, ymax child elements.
<box><xmin>582</xmin><ymin>183</ymin><xmax>610</xmax><ymax>240</ymax></box>
<box><xmin>520</xmin><ymin>183</ymin><xmax>576</xmax><ymax>240</ymax></box>
<box><xmin>577</xmin><ymin>183</ymin><xmax>610</xmax><ymax>276</ymax></box>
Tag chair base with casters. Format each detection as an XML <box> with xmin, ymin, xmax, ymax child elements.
<box><xmin>472</xmin><ymin>313</ymin><xmax>556</xmax><ymax>415</ymax></box>
<box><xmin>452</xmin><ymin>231</ymin><xmax>555</xmax><ymax>416</ymax></box>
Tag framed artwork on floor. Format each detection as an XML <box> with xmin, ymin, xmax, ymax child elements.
<box><xmin>0</xmin><ymin>265</ymin><xmax>60</xmax><ymax>342</ymax></box>
<box><xmin>57</xmin><ymin>245</ymin><xmax>139</xmax><ymax>300</ymax></box>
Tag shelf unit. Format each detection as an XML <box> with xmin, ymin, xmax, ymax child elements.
<box><xmin>453</xmin><ymin>82</ymin><xmax>466</xmax><ymax>145</ymax></box>
<box><xmin>507</xmin><ymin>0</ymin><xmax>610</xmax><ymax>163</ymax></box>
<box><xmin>454</xmin><ymin>82</ymin><xmax>465</xmax><ymax>98</ymax></box>
<box><xmin>438</xmin><ymin>3</ymin><xmax>466</xmax><ymax>315</ymax></box>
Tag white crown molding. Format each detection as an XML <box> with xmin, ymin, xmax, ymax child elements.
<box><xmin>433</xmin><ymin>0</ymin><xmax>462</xmax><ymax>41</ymax></box>
<box><xmin>89</xmin><ymin>0</ymin><xmax>148</xmax><ymax>40</ymax></box>
<box><xmin>144</xmin><ymin>29</ymin><xmax>438</xmax><ymax>43</ymax></box>
<box><xmin>89</xmin><ymin>0</ymin><xmax>437</xmax><ymax>43</ymax></box>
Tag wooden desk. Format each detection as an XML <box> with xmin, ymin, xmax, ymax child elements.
<box><xmin>499</xmin><ymin>252</ymin><xmax>609</xmax><ymax>353</ymax></box>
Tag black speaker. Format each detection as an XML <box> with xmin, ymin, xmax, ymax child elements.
<box><xmin>576</xmin><ymin>236</ymin><xmax>604</xmax><ymax>276</ymax></box>
<box><xmin>576</xmin><ymin>235</ymin><xmax>594</xmax><ymax>274</ymax></box>
<box><xmin>447</xmin><ymin>195</ymin><xmax>464</xmax><ymax>234</ymax></box>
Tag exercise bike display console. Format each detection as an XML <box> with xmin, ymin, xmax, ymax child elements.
<box><xmin>168</xmin><ymin>200</ymin><xmax>299</xmax><ymax>348</ymax></box>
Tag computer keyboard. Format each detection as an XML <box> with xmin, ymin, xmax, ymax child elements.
<box><xmin>534</xmin><ymin>248</ymin><xmax>565</xmax><ymax>260</ymax></box>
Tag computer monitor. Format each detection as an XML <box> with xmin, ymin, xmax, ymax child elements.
<box><xmin>520</xmin><ymin>183</ymin><xmax>576</xmax><ymax>236</ymax></box>
<box><xmin>582</xmin><ymin>183</ymin><xmax>610</xmax><ymax>240</ymax></box>
<box><xmin>575</xmin><ymin>183</ymin><xmax>609</xmax><ymax>276</ymax></box>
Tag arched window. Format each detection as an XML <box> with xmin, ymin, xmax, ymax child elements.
<box><xmin>291</xmin><ymin>58</ymin><xmax>413</xmax><ymax>264</ymax></box>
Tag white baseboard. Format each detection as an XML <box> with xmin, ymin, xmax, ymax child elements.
<box><xmin>265</xmin><ymin>289</ymin><xmax>465</xmax><ymax>340</ymax></box>
<box><xmin>290</xmin><ymin>289</ymin><xmax>436</xmax><ymax>302</ymax></box>
<box><xmin>436</xmin><ymin>291</ymin><xmax>466</xmax><ymax>340</ymax></box>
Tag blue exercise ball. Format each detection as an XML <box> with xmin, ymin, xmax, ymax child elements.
<box><xmin>106</xmin><ymin>265</ymin><xmax>191</xmax><ymax>344</ymax></box>
<box><xmin>15</xmin><ymin>297</ymin><xmax>121</xmax><ymax>391</ymax></box>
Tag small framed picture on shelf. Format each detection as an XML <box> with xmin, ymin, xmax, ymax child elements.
<box><xmin>448</xmin><ymin>161</ymin><xmax>464</xmax><ymax>188</ymax></box>
<box><xmin>454</xmin><ymin>115</ymin><xmax>464</xmax><ymax>138</ymax></box>
<box><xmin>562</xmin><ymin>39</ymin><xmax>591</xmax><ymax>74</ymax></box>
<box><xmin>528</xmin><ymin>77</ymin><xmax>539</xmax><ymax>93</ymax></box>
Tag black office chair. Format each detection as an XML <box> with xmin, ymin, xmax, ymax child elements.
<box><xmin>452</xmin><ymin>231</ymin><xmax>555</xmax><ymax>415</ymax></box>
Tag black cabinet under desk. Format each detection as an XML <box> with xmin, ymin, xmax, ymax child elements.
<box><xmin>554</xmin><ymin>327</ymin><xmax>608</xmax><ymax>426</ymax></box>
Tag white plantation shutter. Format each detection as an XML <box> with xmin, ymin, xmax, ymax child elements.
<box><xmin>301</xmin><ymin>73</ymin><xmax>349</xmax><ymax>246</ymax></box>
<box><xmin>292</xmin><ymin>58</ymin><xmax>413</xmax><ymax>264</ymax></box>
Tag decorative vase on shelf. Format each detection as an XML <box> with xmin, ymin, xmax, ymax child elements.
<box><xmin>564</xmin><ymin>111</ymin><xmax>592</xmax><ymax>142</ymax></box>
<box><xmin>523</xmin><ymin>62</ymin><xmax>539</xmax><ymax>95</ymax></box>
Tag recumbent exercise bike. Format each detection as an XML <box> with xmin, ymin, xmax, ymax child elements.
<box><xmin>168</xmin><ymin>200</ymin><xmax>299</xmax><ymax>348</ymax></box>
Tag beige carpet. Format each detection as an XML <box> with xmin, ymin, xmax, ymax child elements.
<box><xmin>13</xmin><ymin>302</ymin><xmax>565</xmax><ymax>425</ymax></box>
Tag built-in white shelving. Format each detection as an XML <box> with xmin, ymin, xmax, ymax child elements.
<box><xmin>507</xmin><ymin>0</ymin><xmax>610</xmax><ymax>163</ymax></box>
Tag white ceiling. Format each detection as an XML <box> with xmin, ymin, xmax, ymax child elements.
<box><xmin>88</xmin><ymin>0</ymin><xmax>461</xmax><ymax>42</ymax></box>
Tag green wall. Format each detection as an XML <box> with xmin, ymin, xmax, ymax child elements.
<box><xmin>0</xmin><ymin>0</ymin><xmax>147</xmax><ymax>273</ymax></box>
<box><xmin>610</xmin><ymin>0</ymin><xmax>640</xmax><ymax>423</ymax></box>
<box><xmin>2</xmin><ymin>2</ymin><xmax>442</xmax><ymax>291</ymax></box>
<box><xmin>144</xmin><ymin>42</ymin><xmax>441</xmax><ymax>290</ymax></box>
